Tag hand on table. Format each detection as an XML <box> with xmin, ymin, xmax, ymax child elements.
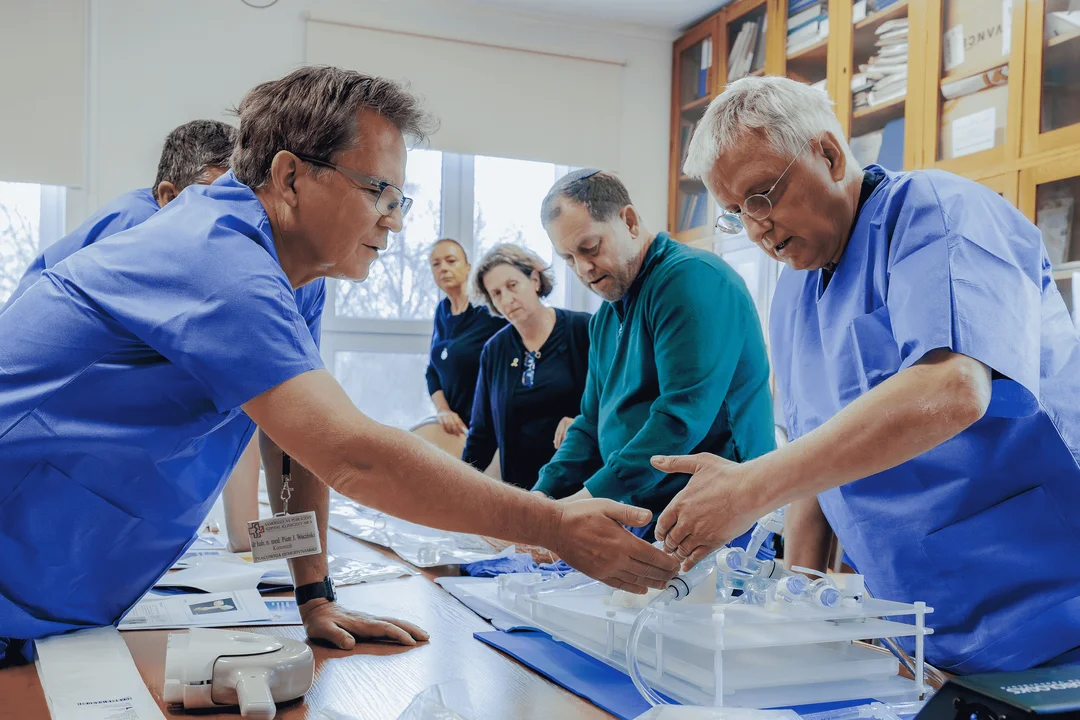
<box><xmin>301</xmin><ymin>599</ymin><xmax>429</xmax><ymax>649</ymax></box>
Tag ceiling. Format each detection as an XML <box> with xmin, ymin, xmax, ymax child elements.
<box><xmin>459</xmin><ymin>0</ymin><xmax>728</xmax><ymax>34</ymax></box>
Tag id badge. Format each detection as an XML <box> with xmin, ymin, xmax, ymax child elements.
<box><xmin>247</xmin><ymin>511</ymin><xmax>321</xmax><ymax>563</ymax></box>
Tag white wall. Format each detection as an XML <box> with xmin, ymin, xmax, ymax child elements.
<box><xmin>73</xmin><ymin>0</ymin><xmax>672</xmax><ymax>232</ymax></box>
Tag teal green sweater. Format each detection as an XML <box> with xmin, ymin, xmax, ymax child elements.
<box><xmin>533</xmin><ymin>233</ymin><xmax>775</xmax><ymax>518</ymax></box>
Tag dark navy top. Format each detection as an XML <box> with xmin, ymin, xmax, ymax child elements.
<box><xmin>462</xmin><ymin>308</ymin><xmax>591</xmax><ymax>489</ymax></box>
<box><xmin>426</xmin><ymin>298</ymin><xmax>507</xmax><ymax>425</ymax></box>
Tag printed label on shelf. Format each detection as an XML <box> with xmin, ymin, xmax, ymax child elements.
<box><xmin>943</xmin><ymin>25</ymin><xmax>965</xmax><ymax>72</ymax></box>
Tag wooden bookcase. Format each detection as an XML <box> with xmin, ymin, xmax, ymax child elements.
<box><xmin>669</xmin><ymin>0</ymin><xmax>1080</xmax><ymax>326</ymax></box>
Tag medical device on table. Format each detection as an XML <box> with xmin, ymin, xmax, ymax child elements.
<box><xmin>164</xmin><ymin>628</ymin><xmax>314</xmax><ymax>719</ymax></box>
<box><xmin>458</xmin><ymin>506</ymin><xmax>934</xmax><ymax>709</ymax></box>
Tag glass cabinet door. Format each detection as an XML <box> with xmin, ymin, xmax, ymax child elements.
<box><xmin>1035</xmin><ymin>173</ymin><xmax>1080</xmax><ymax>328</ymax></box>
<box><xmin>849</xmin><ymin>0</ymin><xmax>912</xmax><ymax>169</ymax></box>
<box><xmin>933</xmin><ymin>0</ymin><xmax>1014</xmax><ymax>163</ymax></box>
<box><xmin>673</xmin><ymin>21</ymin><xmax>718</xmax><ymax>239</ymax></box>
<box><xmin>1022</xmin><ymin>1</ymin><xmax>1080</xmax><ymax>155</ymax></box>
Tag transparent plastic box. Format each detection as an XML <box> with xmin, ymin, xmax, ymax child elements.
<box><xmin>455</xmin><ymin>576</ymin><xmax>933</xmax><ymax>708</ymax></box>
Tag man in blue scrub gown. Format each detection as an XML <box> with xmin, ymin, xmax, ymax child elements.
<box><xmin>653</xmin><ymin>76</ymin><xmax>1080</xmax><ymax>674</ymax></box>
<box><xmin>2</xmin><ymin>119</ymin><xmax>236</xmax><ymax>312</ymax></box>
<box><xmin>0</xmin><ymin>67</ymin><xmax>678</xmax><ymax>665</ymax></box>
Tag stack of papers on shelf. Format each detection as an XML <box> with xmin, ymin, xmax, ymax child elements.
<box><xmin>728</xmin><ymin>17</ymin><xmax>765</xmax><ymax>81</ymax></box>
<box><xmin>787</xmin><ymin>0</ymin><xmax>828</xmax><ymax>56</ymax></box>
<box><xmin>855</xmin><ymin>18</ymin><xmax>909</xmax><ymax>109</ymax></box>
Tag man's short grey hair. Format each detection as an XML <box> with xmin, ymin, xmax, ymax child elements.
<box><xmin>152</xmin><ymin>120</ymin><xmax>236</xmax><ymax>202</ymax></box>
<box><xmin>683</xmin><ymin>76</ymin><xmax>850</xmax><ymax>180</ymax></box>
<box><xmin>471</xmin><ymin>243</ymin><xmax>555</xmax><ymax>317</ymax></box>
<box><xmin>232</xmin><ymin>65</ymin><xmax>438</xmax><ymax>189</ymax></box>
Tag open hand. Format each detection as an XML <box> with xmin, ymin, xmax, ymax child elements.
<box><xmin>436</xmin><ymin>410</ymin><xmax>468</xmax><ymax>436</ymax></box>
<box><xmin>301</xmin><ymin>599</ymin><xmax>429</xmax><ymax>649</ymax></box>
<box><xmin>551</xmin><ymin>499</ymin><xmax>679</xmax><ymax>594</ymax></box>
<box><xmin>651</xmin><ymin>453</ymin><xmax>762</xmax><ymax>569</ymax></box>
<box><xmin>553</xmin><ymin>416</ymin><xmax>575</xmax><ymax>449</ymax></box>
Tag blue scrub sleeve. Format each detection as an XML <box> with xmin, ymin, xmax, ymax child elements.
<box><xmin>305</xmin><ymin>281</ymin><xmax>326</xmax><ymax>348</ymax></box>
<box><xmin>66</xmin><ymin>240</ymin><xmax>324</xmax><ymax>413</ymax></box>
<box><xmin>886</xmin><ymin>175</ymin><xmax>1042</xmax><ymax>415</ymax></box>
<box><xmin>3</xmin><ymin>202</ymin><xmax>149</xmax><ymax>312</ymax></box>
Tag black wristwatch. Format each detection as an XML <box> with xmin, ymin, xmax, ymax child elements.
<box><xmin>294</xmin><ymin>576</ymin><xmax>336</xmax><ymax>606</ymax></box>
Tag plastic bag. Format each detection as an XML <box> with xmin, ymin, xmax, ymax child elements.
<box><xmin>327</xmin><ymin>553</ymin><xmax>417</xmax><ymax>586</ymax></box>
<box><xmin>328</xmin><ymin>495</ymin><xmax>516</xmax><ymax>567</ymax></box>
<box><xmin>396</xmin><ymin>680</ymin><xmax>474</xmax><ymax>720</ymax></box>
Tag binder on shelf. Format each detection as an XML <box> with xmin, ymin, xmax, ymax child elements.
<box><xmin>698</xmin><ymin>37</ymin><xmax>712</xmax><ymax>99</ymax></box>
<box><xmin>788</xmin><ymin>0</ymin><xmax>823</xmax><ymax>15</ymax></box>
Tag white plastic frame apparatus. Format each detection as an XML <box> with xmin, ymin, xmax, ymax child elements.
<box><xmin>454</xmin><ymin>572</ymin><xmax>934</xmax><ymax>709</ymax></box>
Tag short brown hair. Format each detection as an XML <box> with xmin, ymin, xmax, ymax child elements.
<box><xmin>471</xmin><ymin>244</ymin><xmax>555</xmax><ymax>317</ymax></box>
<box><xmin>152</xmin><ymin>120</ymin><xmax>236</xmax><ymax>202</ymax></box>
<box><xmin>540</xmin><ymin>169</ymin><xmax>633</xmax><ymax>226</ymax></box>
<box><xmin>232</xmin><ymin>66</ymin><xmax>437</xmax><ymax>188</ymax></box>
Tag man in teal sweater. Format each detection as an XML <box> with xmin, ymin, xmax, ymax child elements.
<box><xmin>533</xmin><ymin>169</ymin><xmax>775</xmax><ymax>540</ymax></box>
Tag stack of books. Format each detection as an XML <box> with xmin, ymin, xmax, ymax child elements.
<box><xmin>854</xmin><ymin>18</ymin><xmax>908</xmax><ymax>109</ymax></box>
<box><xmin>678</xmin><ymin>190</ymin><xmax>709</xmax><ymax>232</ymax></box>
<box><xmin>727</xmin><ymin>17</ymin><xmax>766</xmax><ymax>81</ymax></box>
<box><xmin>787</xmin><ymin>0</ymin><xmax>828</xmax><ymax>56</ymax></box>
<box><xmin>678</xmin><ymin>118</ymin><xmax>702</xmax><ymax>170</ymax></box>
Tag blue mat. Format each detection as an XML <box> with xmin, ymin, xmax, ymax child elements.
<box><xmin>475</xmin><ymin>630</ymin><xmax>673</xmax><ymax>719</ymax></box>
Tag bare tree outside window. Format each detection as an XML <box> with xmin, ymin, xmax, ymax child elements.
<box><xmin>335</xmin><ymin>149</ymin><xmax>443</xmax><ymax>320</ymax></box>
<box><xmin>473</xmin><ymin>155</ymin><xmax>570</xmax><ymax>308</ymax></box>
<box><xmin>0</xmin><ymin>182</ymin><xmax>43</xmax><ymax>306</ymax></box>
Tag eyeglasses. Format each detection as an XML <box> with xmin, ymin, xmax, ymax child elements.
<box><xmin>295</xmin><ymin>154</ymin><xmax>413</xmax><ymax>219</ymax></box>
<box><xmin>714</xmin><ymin>138</ymin><xmax>814</xmax><ymax>234</ymax></box>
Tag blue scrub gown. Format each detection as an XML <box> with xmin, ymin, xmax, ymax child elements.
<box><xmin>771</xmin><ymin>165</ymin><xmax>1080</xmax><ymax>674</ymax></box>
<box><xmin>1</xmin><ymin>188</ymin><xmax>160</xmax><ymax>313</ymax></box>
<box><xmin>0</xmin><ymin>171</ymin><xmax>325</xmax><ymax>657</ymax></box>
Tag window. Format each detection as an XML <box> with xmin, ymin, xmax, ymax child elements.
<box><xmin>473</xmin><ymin>155</ymin><xmax>571</xmax><ymax>309</ymax></box>
<box><xmin>334</xmin><ymin>351</ymin><xmax>434</xmax><ymax>429</ymax></box>
<box><xmin>322</xmin><ymin>150</ymin><xmax>580</xmax><ymax>430</ymax></box>
<box><xmin>334</xmin><ymin>149</ymin><xmax>444</xmax><ymax>321</ymax></box>
<box><xmin>0</xmin><ymin>181</ymin><xmax>65</xmax><ymax>306</ymax></box>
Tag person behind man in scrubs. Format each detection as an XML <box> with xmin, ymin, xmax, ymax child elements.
<box><xmin>655</xmin><ymin>75</ymin><xmax>1080</xmax><ymax>674</ymax></box>
<box><xmin>0</xmin><ymin>118</ymin><xmax>267</xmax><ymax>554</ymax></box>
<box><xmin>0</xmin><ymin>67</ymin><xmax>678</xmax><ymax>666</ymax></box>
<box><xmin>533</xmin><ymin>170</ymin><xmax>776</xmax><ymax>553</ymax></box>
<box><xmin>423</xmin><ymin>238</ymin><xmax>506</xmax><ymax>448</ymax></box>
<box><xmin>462</xmin><ymin>243</ymin><xmax>591</xmax><ymax>490</ymax></box>
<box><xmin>2</xmin><ymin>119</ymin><xmax>236</xmax><ymax>311</ymax></box>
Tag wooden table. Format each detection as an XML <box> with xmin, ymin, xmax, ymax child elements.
<box><xmin>0</xmin><ymin>530</ymin><xmax>617</xmax><ymax>720</ymax></box>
